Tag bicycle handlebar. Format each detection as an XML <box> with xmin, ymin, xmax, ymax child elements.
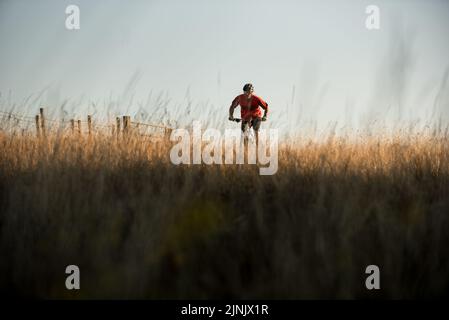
<box><xmin>228</xmin><ymin>117</ymin><xmax>266</xmax><ymax>123</ymax></box>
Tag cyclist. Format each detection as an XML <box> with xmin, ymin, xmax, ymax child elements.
<box><xmin>228</xmin><ymin>83</ymin><xmax>268</xmax><ymax>144</ymax></box>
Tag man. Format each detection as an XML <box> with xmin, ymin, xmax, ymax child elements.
<box><xmin>228</xmin><ymin>83</ymin><xmax>269</xmax><ymax>144</ymax></box>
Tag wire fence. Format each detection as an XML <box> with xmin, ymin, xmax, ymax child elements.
<box><xmin>0</xmin><ymin>108</ymin><xmax>173</xmax><ymax>138</ymax></box>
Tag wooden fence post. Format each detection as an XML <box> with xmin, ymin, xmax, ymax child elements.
<box><xmin>164</xmin><ymin>128</ymin><xmax>172</xmax><ymax>141</ymax></box>
<box><xmin>77</xmin><ymin>120</ymin><xmax>81</xmax><ymax>135</ymax></box>
<box><xmin>35</xmin><ymin>115</ymin><xmax>40</xmax><ymax>137</ymax></box>
<box><xmin>116</xmin><ymin>117</ymin><xmax>121</xmax><ymax>136</ymax></box>
<box><xmin>70</xmin><ymin>119</ymin><xmax>75</xmax><ymax>134</ymax></box>
<box><xmin>39</xmin><ymin>108</ymin><xmax>46</xmax><ymax>136</ymax></box>
<box><xmin>123</xmin><ymin>116</ymin><xmax>130</xmax><ymax>135</ymax></box>
<box><xmin>87</xmin><ymin>115</ymin><xmax>92</xmax><ymax>135</ymax></box>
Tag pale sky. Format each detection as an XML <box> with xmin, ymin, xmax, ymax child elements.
<box><xmin>1</xmin><ymin>0</ymin><xmax>449</xmax><ymax>134</ymax></box>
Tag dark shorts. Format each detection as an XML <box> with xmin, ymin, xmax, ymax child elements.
<box><xmin>241</xmin><ymin>117</ymin><xmax>262</xmax><ymax>132</ymax></box>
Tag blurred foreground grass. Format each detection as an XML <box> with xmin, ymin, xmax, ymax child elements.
<box><xmin>0</xmin><ymin>129</ymin><xmax>448</xmax><ymax>299</ymax></box>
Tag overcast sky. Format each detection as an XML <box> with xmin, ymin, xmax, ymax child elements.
<box><xmin>1</xmin><ymin>0</ymin><xmax>449</xmax><ymax>133</ymax></box>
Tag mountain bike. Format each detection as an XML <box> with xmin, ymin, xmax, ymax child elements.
<box><xmin>229</xmin><ymin>118</ymin><xmax>253</xmax><ymax>143</ymax></box>
<box><xmin>229</xmin><ymin>116</ymin><xmax>266</xmax><ymax>145</ymax></box>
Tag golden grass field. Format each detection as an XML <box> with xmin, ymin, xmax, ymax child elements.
<box><xmin>0</xmin><ymin>127</ymin><xmax>448</xmax><ymax>299</ymax></box>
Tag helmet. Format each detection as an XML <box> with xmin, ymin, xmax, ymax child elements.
<box><xmin>243</xmin><ymin>83</ymin><xmax>254</xmax><ymax>93</ymax></box>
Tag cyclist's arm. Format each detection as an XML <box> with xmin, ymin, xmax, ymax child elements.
<box><xmin>262</xmin><ymin>104</ymin><xmax>268</xmax><ymax>117</ymax></box>
<box><xmin>259</xmin><ymin>98</ymin><xmax>269</xmax><ymax>118</ymax></box>
<box><xmin>229</xmin><ymin>97</ymin><xmax>239</xmax><ymax>119</ymax></box>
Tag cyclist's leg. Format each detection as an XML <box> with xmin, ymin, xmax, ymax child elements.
<box><xmin>241</xmin><ymin>120</ymin><xmax>249</xmax><ymax>133</ymax></box>
<box><xmin>241</xmin><ymin>120</ymin><xmax>250</xmax><ymax>142</ymax></box>
<box><xmin>241</xmin><ymin>120</ymin><xmax>250</xmax><ymax>161</ymax></box>
<box><xmin>251</xmin><ymin>117</ymin><xmax>262</xmax><ymax>147</ymax></box>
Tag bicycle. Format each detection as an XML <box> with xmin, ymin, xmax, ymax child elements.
<box><xmin>229</xmin><ymin>116</ymin><xmax>266</xmax><ymax>145</ymax></box>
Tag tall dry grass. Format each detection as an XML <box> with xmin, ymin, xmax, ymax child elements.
<box><xmin>0</xmin><ymin>127</ymin><xmax>448</xmax><ymax>299</ymax></box>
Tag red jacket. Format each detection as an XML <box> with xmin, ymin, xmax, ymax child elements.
<box><xmin>232</xmin><ymin>94</ymin><xmax>268</xmax><ymax>120</ymax></box>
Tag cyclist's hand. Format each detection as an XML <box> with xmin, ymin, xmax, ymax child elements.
<box><xmin>262</xmin><ymin>116</ymin><xmax>267</xmax><ymax>121</ymax></box>
<box><xmin>229</xmin><ymin>116</ymin><xmax>234</xmax><ymax>121</ymax></box>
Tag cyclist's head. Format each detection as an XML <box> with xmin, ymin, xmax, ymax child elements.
<box><xmin>243</xmin><ymin>83</ymin><xmax>254</xmax><ymax>96</ymax></box>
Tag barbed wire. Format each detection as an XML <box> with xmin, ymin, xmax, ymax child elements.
<box><xmin>130</xmin><ymin>121</ymin><xmax>168</xmax><ymax>129</ymax></box>
<box><xmin>0</xmin><ymin>110</ymin><xmax>35</xmax><ymax>122</ymax></box>
<box><xmin>0</xmin><ymin>109</ymin><xmax>172</xmax><ymax>133</ymax></box>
